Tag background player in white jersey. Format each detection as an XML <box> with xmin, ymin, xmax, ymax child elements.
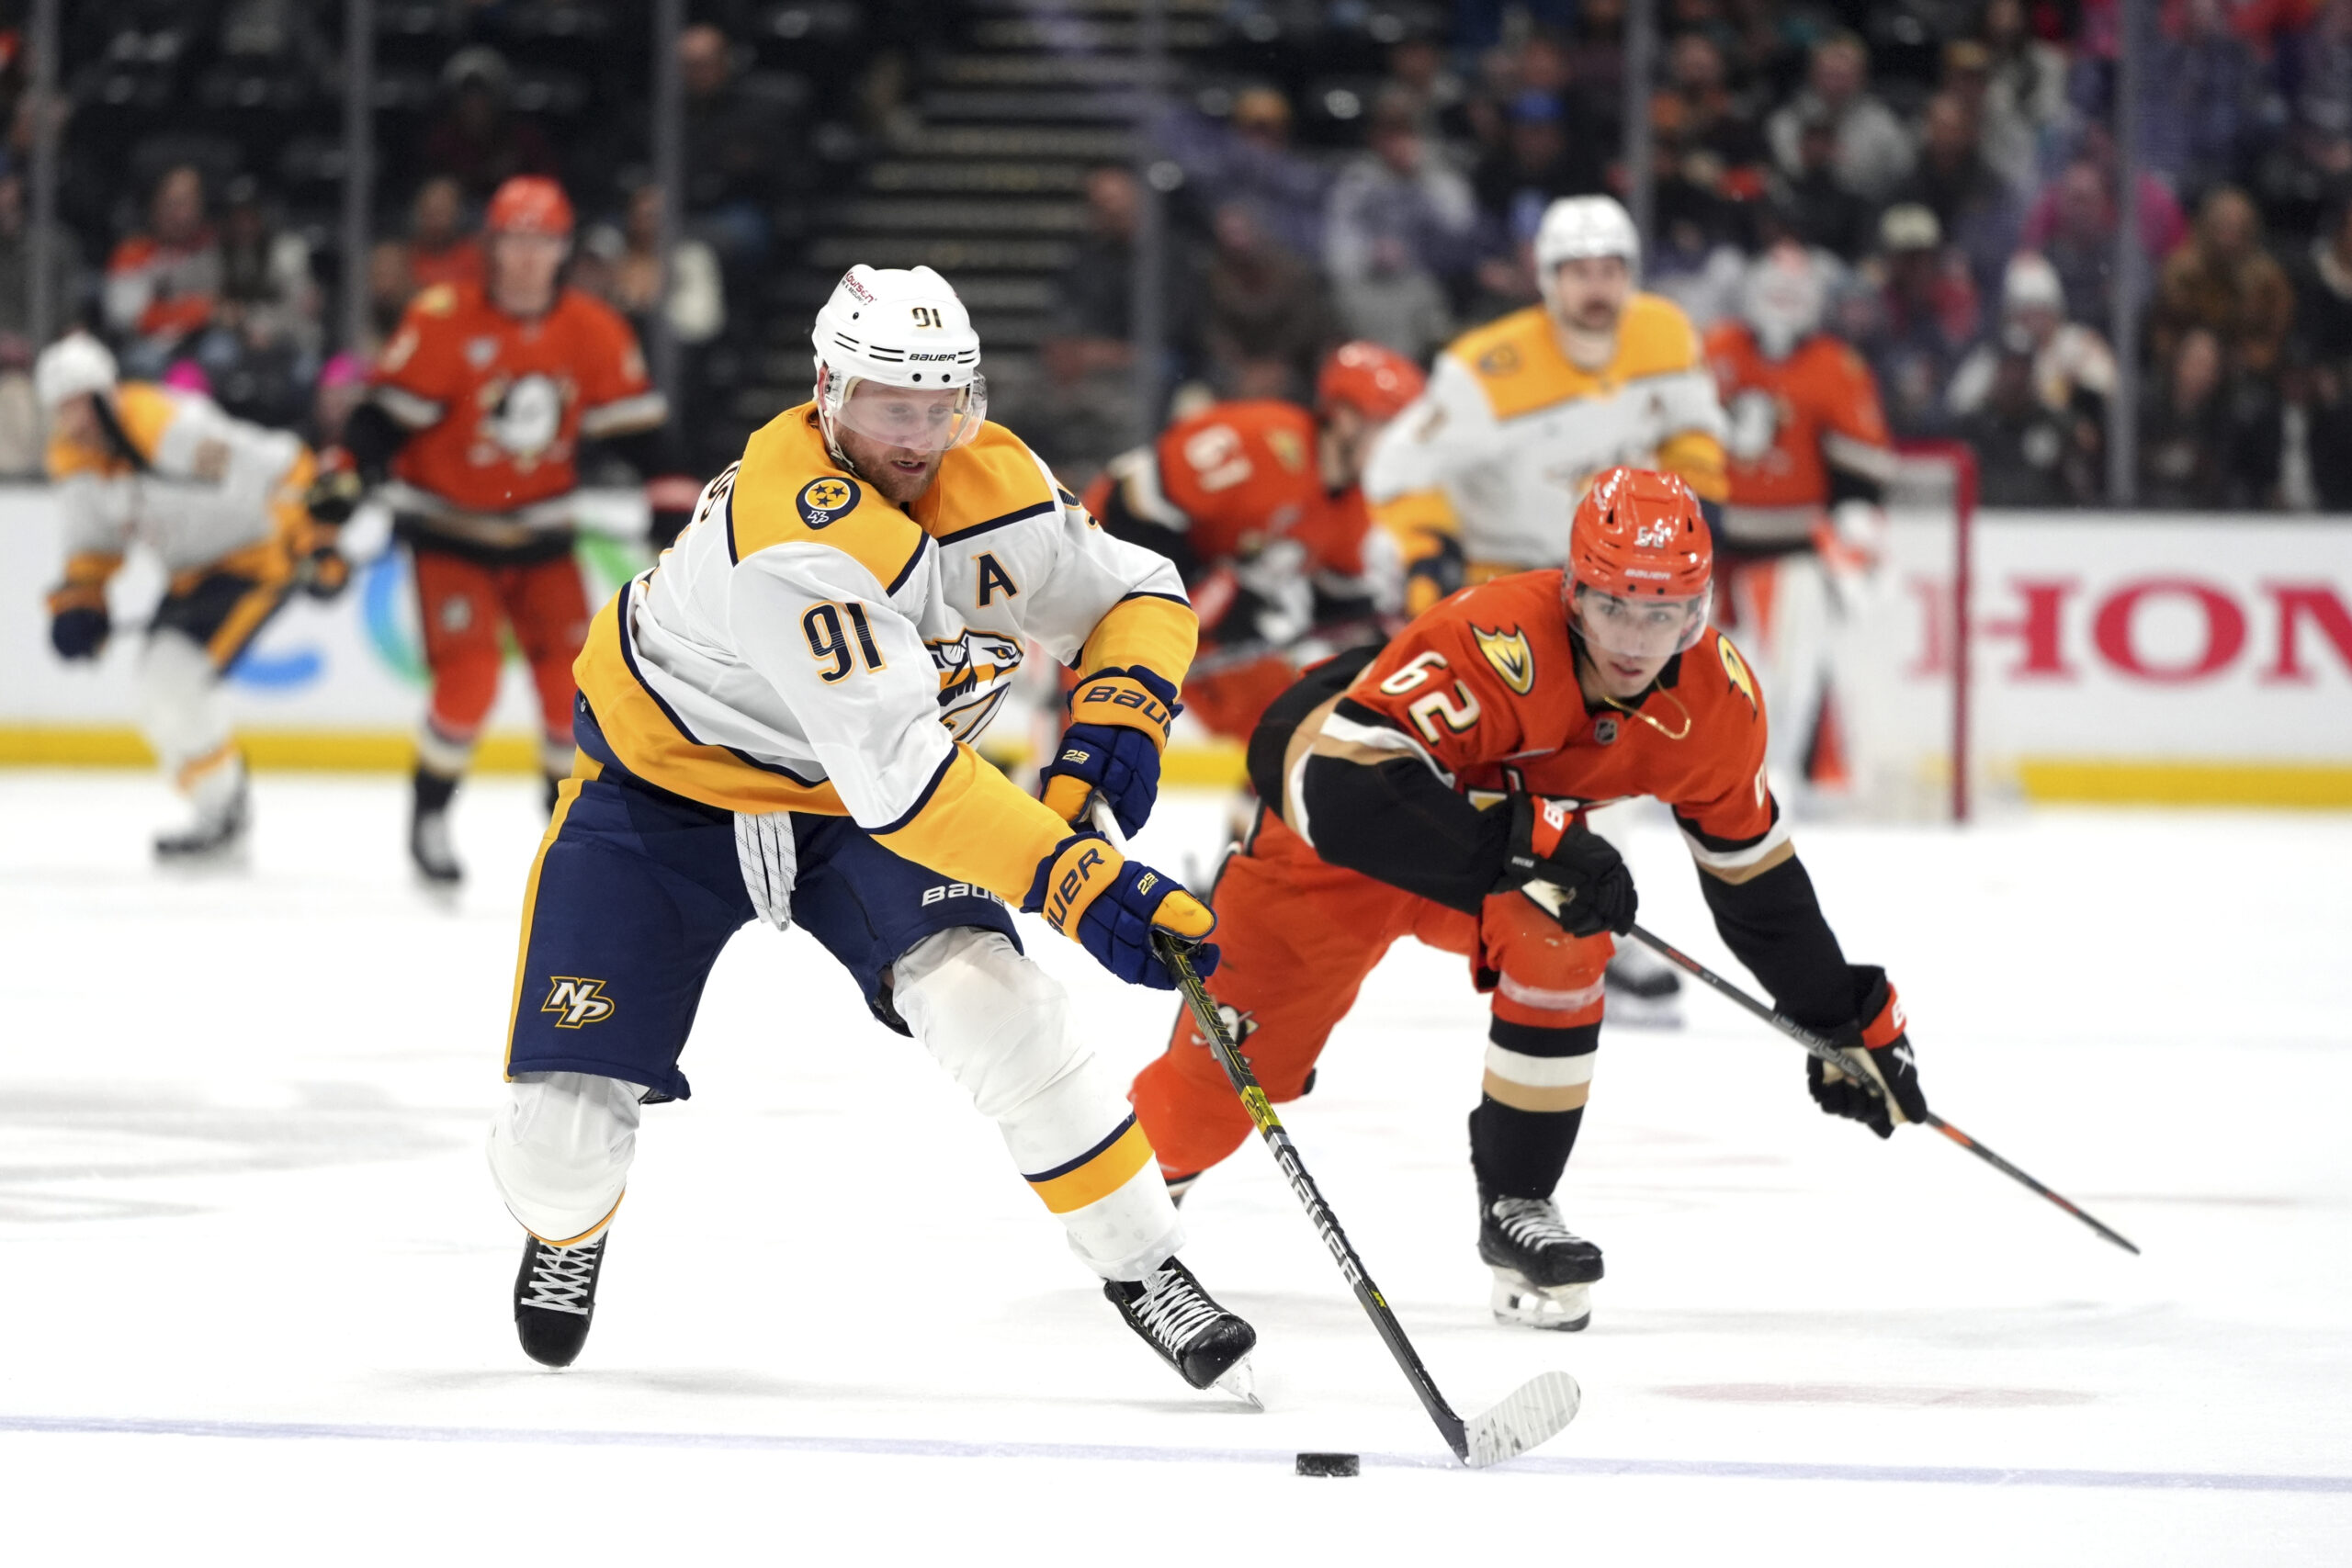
<box><xmin>1362</xmin><ymin>195</ymin><xmax>1732</xmax><ymax>1021</ymax></box>
<box><xmin>35</xmin><ymin>333</ymin><xmax>345</xmax><ymax>859</ymax></box>
<box><xmin>486</xmin><ymin>265</ymin><xmax>1257</xmax><ymax>1400</ymax></box>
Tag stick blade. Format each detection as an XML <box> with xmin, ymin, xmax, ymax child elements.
<box><xmin>1463</xmin><ymin>1371</ymin><xmax>1581</xmax><ymax>1468</ymax></box>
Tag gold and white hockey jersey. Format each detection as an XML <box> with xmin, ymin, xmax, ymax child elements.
<box><xmin>48</xmin><ymin>382</ymin><xmax>313</xmax><ymax>584</ymax></box>
<box><xmin>576</xmin><ymin>404</ymin><xmax>1194</xmax><ymax>907</ymax></box>
<box><xmin>1363</xmin><ymin>294</ymin><xmax>1728</xmax><ymax>576</ymax></box>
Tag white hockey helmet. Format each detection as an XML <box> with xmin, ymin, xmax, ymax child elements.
<box><xmin>1739</xmin><ymin>243</ymin><xmax>1827</xmax><ymax>360</ymax></box>
<box><xmin>809</xmin><ymin>264</ymin><xmax>987</xmax><ymax>458</ymax></box>
<box><xmin>1533</xmin><ymin>195</ymin><xmax>1641</xmax><ymax>309</ymax></box>
<box><xmin>34</xmin><ymin>333</ymin><xmax>119</xmax><ymax>411</ymax></box>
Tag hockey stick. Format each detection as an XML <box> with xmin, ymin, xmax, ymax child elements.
<box><xmin>1622</xmin><ymin>920</ymin><xmax>2141</xmax><ymax>1257</ymax></box>
<box><xmin>1080</xmin><ymin>798</ymin><xmax>1577</xmax><ymax>1465</ymax></box>
<box><xmin>1150</xmin><ymin>930</ymin><xmax>1581</xmax><ymax>1468</ymax></box>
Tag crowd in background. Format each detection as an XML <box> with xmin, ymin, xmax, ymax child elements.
<box><xmin>15</xmin><ymin>0</ymin><xmax>2352</xmax><ymax>513</ymax></box>
<box><xmin>1045</xmin><ymin>0</ymin><xmax>2352</xmax><ymax>513</ymax></box>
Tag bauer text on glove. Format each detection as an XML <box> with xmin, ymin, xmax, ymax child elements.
<box><xmin>1022</xmin><ymin>831</ymin><xmax>1217</xmax><ymax>988</ymax></box>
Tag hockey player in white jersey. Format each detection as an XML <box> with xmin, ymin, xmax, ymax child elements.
<box><xmin>36</xmin><ymin>333</ymin><xmax>344</xmax><ymax>859</ymax></box>
<box><xmin>1362</xmin><ymin>196</ymin><xmax>1733</xmax><ymax>1021</ymax></box>
<box><xmin>487</xmin><ymin>265</ymin><xmax>1257</xmax><ymax>1400</ymax></box>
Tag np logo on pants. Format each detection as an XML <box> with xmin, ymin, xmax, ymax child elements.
<box><xmin>542</xmin><ymin>976</ymin><xmax>616</xmax><ymax>1028</ymax></box>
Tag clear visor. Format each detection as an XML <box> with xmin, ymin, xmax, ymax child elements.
<box><xmin>1571</xmin><ymin>582</ymin><xmax>1713</xmax><ymax>659</ymax></box>
<box><xmin>832</xmin><ymin>375</ymin><xmax>989</xmax><ymax>455</ymax></box>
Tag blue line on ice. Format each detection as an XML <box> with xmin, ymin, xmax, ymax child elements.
<box><xmin>4</xmin><ymin>1414</ymin><xmax>2346</xmax><ymax>1493</ymax></box>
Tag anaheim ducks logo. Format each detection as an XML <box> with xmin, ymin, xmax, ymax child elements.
<box><xmin>542</xmin><ymin>976</ymin><xmax>615</xmax><ymax>1029</ymax></box>
<box><xmin>1718</xmin><ymin>634</ymin><xmax>1758</xmax><ymax>716</ymax></box>
<box><xmin>1472</xmin><ymin>623</ymin><xmax>1535</xmax><ymax>694</ymax></box>
<box><xmin>797</xmin><ymin>476</ymin><xmax>860</xmax><ymax>529</ymax></box>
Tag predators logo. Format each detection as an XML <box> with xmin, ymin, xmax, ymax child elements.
<box><xmin>796</xmin><ymin>476</ymin><xmax>860</xmax><ymax>529</ymax></box>
<box><xmin>929</xmin><ymin>629</ymin><xmax>1027</xmax><ymax>739</ymax></box>
<box><xmin>1718</xmin><ymin>634</ymin><xmax>1758</xmax><ymax>716</ymax></box>
<box><xmin>1473</xmin><ymin>623</ymin><xmax>1536</xmax><ymax>694</ymax></box>
<box><xmin>542</xmin><ymin>977</ymin><xmax>616</xmax><ymax>1029</ymax></box>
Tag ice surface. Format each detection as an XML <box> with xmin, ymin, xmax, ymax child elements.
<box><xmin>2</xmin><ymin>772</ymin><xmax>2347</xmax><ymax>1563</ymax></box>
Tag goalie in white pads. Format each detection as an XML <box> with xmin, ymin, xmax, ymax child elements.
<box><xmin>488</xmin><ymin>265</ymin><xmax>1258</xmax><ymax>1401</ymax></box>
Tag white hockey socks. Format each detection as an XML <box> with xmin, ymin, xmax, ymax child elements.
<box><xmin>487</xmin><ymin>1071</ymin><xmax>642</xmax><ymax>1244</ymax></box>
<box><xmin>893</xmin><ymin>927</ymin><xmax>1183</xmax><ymax>1282</ymax></box>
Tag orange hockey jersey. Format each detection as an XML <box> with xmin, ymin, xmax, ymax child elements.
<box><xmin>372</xmin><ymin>281</ymin><xmax>665</xmax><ymax>517</ymax></box>
<box><xmin>1310</xmin><ymin>570</ymin><xmax>1784</xmax><ymax>873</ymax></box>
<box><xmin>1704</xmin><ymin>323</ymin><xmax>1895</xmax><ymax>551</ymax></box>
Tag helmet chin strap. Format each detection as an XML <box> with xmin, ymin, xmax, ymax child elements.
<box><xmin>1566</xmin><ymin>624</ymin><xmax>1691</xmax><ymax>740</ymax></box>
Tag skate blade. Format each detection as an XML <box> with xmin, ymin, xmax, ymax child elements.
<box><xmin>1490</xmin><ymin>1274</ymin><xmax>1591</xmax><ymax>1333</ymax></box>
<box><xmin>1211</xmin><ymin>1353</ymin><xmax>1264</xmax><ymax>1411</ymax></box>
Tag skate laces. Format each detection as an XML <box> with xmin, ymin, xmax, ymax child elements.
<box><xmin>1490</xmin><ymin>1198</ymin><xmax>1585</xmax><ymax>1253</ymax></box>
<box><xmin>1130</xmin><ymin>1265</ymin><xmax>1221</xmax><ymax>1351</ymax></box>
<box><xmin>521</xmin><ymin>1237</ymin><xmax>600</xmax><ymax>1315</ymax></box>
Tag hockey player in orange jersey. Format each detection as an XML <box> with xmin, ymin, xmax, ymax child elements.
<box><xmin>1128</xmin><ymin>468</ymin><xmax>1930</xmax><ymax>1333</ymax></box>
<box><xmin>1082</xmin><ymin>343</ymin><xmax>1423</xmax><ymax>743</ymax></box>
<box><xmin>306</xmin><ymin>175</ymin><xmax>700</xmax><ymax>884</ymax></box>
<box><xmin>1705</xmin><ymin>242</ymin><xmax>1899</xmax><ymax>796</ymax></box>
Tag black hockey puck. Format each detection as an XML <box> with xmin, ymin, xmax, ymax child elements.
<box><xmin>1295</xmin><ymin>1452</ymin><xmax>1360</xmax><ymax>1477</ymax></box>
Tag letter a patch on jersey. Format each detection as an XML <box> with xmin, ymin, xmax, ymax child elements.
<box><xmin>542</xmin><ymin>977</ymin><xmax>616</xmax><ymax>1029</ymax></box>
<box><xmin>975</xmin><ymin>551</ymin><xmax>1020</xmax><ymax>606</ymax></box>
<box><xmin>1472</xmin><ymin>623</ymin><xmax>1536</xmax><ymax>694</ymax></box>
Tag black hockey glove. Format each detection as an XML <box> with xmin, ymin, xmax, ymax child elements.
<box><xmin>47</xmin><ymin>581</ymin><xmax>109</xmax><ymax>661</ymax></box>
<box><xmin>1495</xmin><ymin>795</ymin><xmax>1635</xmax><ymax>938</ymax></box>
<box><xmin>1806</xmin><ymin>965</ymin><xmax>1928</xmax><ymax>1139</ymax></box>
<box><xmin>304</xmin><ymin>461</ymin><xmax>366</xmax><ymax>526</ymax></box>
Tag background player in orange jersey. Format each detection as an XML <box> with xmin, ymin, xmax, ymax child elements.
<box><xmin>1082</xmin><ymin>342</ymin><xmax>1423</xmax><ymax>744</ymax></box>
<box><xmin>1705</xmin><ymin>243</ymin><xmax>1899</xmax><ymax>797</ymax></box>
<box><xmin>306</xmin><ymin>175</ymin><xmax>700</xmax><ymax>884</ymax></box>
<box><xmin>1129</xmin><ymin>468</ymin><xmax>1929</xmax><ymax>1333</ymax></box>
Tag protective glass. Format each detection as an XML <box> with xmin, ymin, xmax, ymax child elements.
<box><xmin>1571</xmin><ymin>582</ymin><xmax>1713</xmax><ymax>659</ymax></box>
<box><xmin>833</xmin><ymin>375</ymin><xmax>989</xmax><ymax>454</ymax></box>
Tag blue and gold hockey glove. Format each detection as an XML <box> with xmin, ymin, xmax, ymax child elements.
<box><xmin>46</xmin><ymin>581</ymin><xmax>110</xmax><ymax>661</ymax></box>
<box><xmin>1039</xmin><ymin>665</ymin><xmax>1180</xmax><ymax>837</ymax></box>
<box><xmin>1023</xmin><ymin>830</ymin><xmax>1218</xmax><ymax>989</ymax></box>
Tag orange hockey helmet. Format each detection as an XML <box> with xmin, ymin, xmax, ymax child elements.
<box><xmin>1565</xmin><ymin>467</ymin><xmax>1714</xmax><ymax>658</ymax></box>
<box><xmin>485</xmin><ymin>175</ymin><xmax>575</xmax><ymax>236</ymax></box>
<box><xmin>1316</xmin><ymin>340</ymin><xmax>1426</xmax><ymax>423</ymax></box>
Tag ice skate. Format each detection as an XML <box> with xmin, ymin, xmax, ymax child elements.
<box><xmin>410</xmin><ymin>806</ymin><xmax>463</xmax><ymax>886</ymax></box>
<box><xmin>153</xmin><ymin>773</ymin><xmax>249</xmax><ymax>863</ymax></box>
<box><xmin>513</xmin><ymin>1229</ymin><xmax>606</xmax><ymax>1368</ymax></box>
<box><xmin>1104</xmin><ymin>1258</ymin><xmax>1260</xmax><ymax>1406</ymax></box>
<box><xmin>1480</xmin><ymin>1193</ymin><xmax>1602</xmax><ymax>1332</ymax></box>
<box><xmin>1603</xmin><ymin>942</ymin><xmax>1683</xmax><ymax>1029</ymax></box>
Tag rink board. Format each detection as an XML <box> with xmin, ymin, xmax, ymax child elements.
<box><xmin>2</xmin><ymin>486</ymin><xmax>2347</xmax><ymax>805</ymax></box>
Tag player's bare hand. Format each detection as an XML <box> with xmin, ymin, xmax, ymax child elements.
<box><xmin>1022</xmin><ymin>831</ymin><xmax>1217</xmax><ymax>989</ymax></box>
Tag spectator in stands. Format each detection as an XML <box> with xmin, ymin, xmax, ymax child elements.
<box><xmin>2021</xmin><ymin>124</ymin><xmax>2187</xmax><ymax>327</ymax></box>
<box><xmin>1324</xmin><ymin>92</ymin><xmax>1477</xmax><ymax>361</ymax></box>
<box><xmin>103</xmin><ymin>164</ymin><xmax>222</xmax><ymax>375</ymax></box>
<box><xmin>1216</xmin><ymin>87</ymin><xmax>1330</xmax><ymax>265</ymax></box>
<box><xmin>1979</xmin><ymin>0</ymin><xmax>2070</xmax><ymax>164</ymax></box>
<box><xmin>1041</xmin><ymin>165</ymin><xmax>1155</xmax><ymax>474</ymax></box>
<box><xmin>1767</xmin><ymin>107</ymin><xmax>1876</xmax><ymax>262</ymax></box>
<box><xmin>1854</xmin><ymin>203</ymin><xmax>1980</xmax><ymax>437</ymax></box>
<box><xmin>422</xmin><ymin>48</ymin><xmax>558</xmax><ymax>202</ymax></box>
<box><xmin>216</xmin><ymin>176</ymin><xmax>321</xmax><ymax>360</ymax></box>
<box><xmin>2146</xmin><ymin>0</ymin><xmax>2267</xmax><ymax>201</ymax></box>
<box><xmin>1895</xmin><ymin>90</ymin><xmax>2027</xmax><ymax>300</ymax></box>
<box><xmin>2139</xmin><ymin>324</ymin><xmax>2283</xmax><ymax>508</ymax></box>
<box><xmin>369</xmin><ymin>176</ymin><xmax>483</xmax><ymax>336</ymax></box>
<box><xmin>1950</xmin><ymin>252</ymin><xmax>2117</xmax><ymax>422</ymax></box>
<box><xmin>1195</xmin><ymin>199</ymin><xmax>1331</xmax><ymax>402</ymax></box>
<box><xmin>1938</xmin><ymin>42</ymin><xmax>2036</xmax><ymax>199</ymax></box>
<box><xmin>0</xmin><ymin>157</ymin><xmax>82</xmax><ymax>474</ymax></box>
<box><xmin>1384</xmin><ymin>34</ymin><xmax>1470</xmax><ymax>141</ymax></box>
<box><xmin>1765</xmin><ymin>33</ymin><xmax>1916</xmax><ymax>203</ymax></box>
<box><xmin>1957</xmin><ymin>324</ymin><xmax>2095</xmax><ymax>507</ymax></box>
<box><xmin>1474</xmin><ymin>91</ymin><xmax>1606</xmax><ymax>247</ymax></box>
<box><xmin>1650</xmin><ymin>32</ymin><xmax>1770</xmax><ymax>251</ymax></box>
<box><xmin>680</xmin><ymin>23</ymin><xmax>798</xmax><ymax>268</ymax></box>
<box><xmin>2151</xmin><ymin>186</ymin><xmax>2295</xmax><ymax>381</ymax></box>
<box><xmin>583</xmin><ymin>182</ymin><xmax>726</xmax><ymax>349</ymax></box>
<box><xmin>2289</xmin><ymin>193</ymin><xmax>2352</xmax><ymax>506</ymax></box>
